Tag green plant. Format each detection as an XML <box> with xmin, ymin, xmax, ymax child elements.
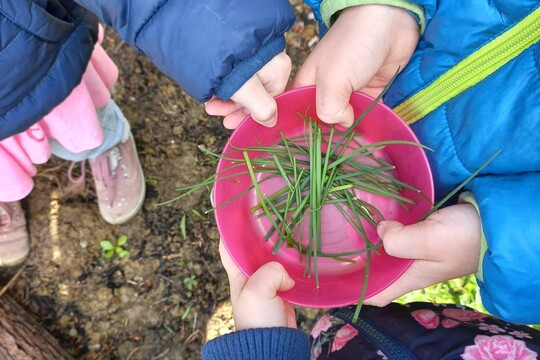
<box><xmin>183</xmin><ymin>274</ymin><xmax>198</xmax><ymax>290</ymax></box>
<box><xmin>146</xmin><ymin>176</ymin><xmax>159</xmax><ymax>187</ymax></box>
<box><xmin>397</xmin><ymin>276</ymin><xmax>483</xmax><ymax>309</ymax></box>
<box><xmin>100</xmin><ymin>235</ymin><xmax>130</xmax><ymax>259</ymax></box>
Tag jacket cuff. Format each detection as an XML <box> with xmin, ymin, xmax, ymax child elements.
<box><xmin>320</xmin><ymin>0</ymin><xmax>425</xmax><ymax>34</ymax></box>
<box><xmin>458</xmin><ymin>191</ymin><xmax>487</xmax><ymax>283</ymax></box>
<box><xmin>202</xmin><ymin>327</ymin><xmax>310</xmax><ymax>360</ymax></box>
<box><xmin>215</xmin><ymin>36</ymin><xmax>286</xmax><ymax>101</ymax></box>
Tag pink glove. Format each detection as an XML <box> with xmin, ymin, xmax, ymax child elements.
<box><xmin>293</xmin><ymin>5</ymin><xmax>419</xmax><ymax>127</ymax></box>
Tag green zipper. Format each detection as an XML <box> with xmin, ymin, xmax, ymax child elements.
<box><xmin>394</xmin><ymin>5</ymin><xmax>540</xmax><ymax>125</ymax></box>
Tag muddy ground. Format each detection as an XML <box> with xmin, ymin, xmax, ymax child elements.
<box><xmin>1</xmin><ymin>2</ymin><xmax>322</xmax><ymax>360</ymax></box>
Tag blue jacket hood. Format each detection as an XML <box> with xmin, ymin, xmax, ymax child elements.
<box><xmin>2</xmin><ymin>0</ymin><xmax>296</xmax><ymax>139</ymax></box>
<box><xmin>0</xmin><ymin>0</ymin><xmax>98</xmax><ymax>140</ymax></box>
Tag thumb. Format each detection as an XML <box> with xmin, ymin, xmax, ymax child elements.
<box><xmin>377</xmin><ymin>220</ymin><xmax>438</xmax><ymax>261</ymax></box>
<box><xmin>315</xmin><ymin>82</ymin><xmax>356</xmax><ymax>128</ymax></box>
<box><xmin>231</xmin><ymin>76</ymin><xmax>277</xmax><ymax>127</ymax></box>
<box><xmin>243</xmin><ymin>262</ymin><xmax>295</xmax><ymax>300</ymax></box>
<box><xmin>219</xmin><ymin>240</ymin><xmax>249</xmax><ymax>300</ymax></box>
<box><xmin>291</xmin><ymin>51</ymin><xmax>355</xmax><ymax>128</ymax></box>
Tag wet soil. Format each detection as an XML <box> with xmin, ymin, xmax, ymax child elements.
<box><xmin>1</xmin><ymin>2</ymin><xmax>322</xmax><ymax>359</ymax></box>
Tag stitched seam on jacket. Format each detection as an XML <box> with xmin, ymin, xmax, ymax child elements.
<box><xmin>534</xmin><ymin>43</ymin><xmax>540</xmax><ymax>75</ymax></box>
<box><xmin>413</xmin><ymin>48</ymin><xmax>425</xmax><ymax>83</ymax></box>
<box><xmin>0</xmin><ymin>30</ymin><xmax>23</xmax><ymax>58</ymax></box>
<box><xmin>0</xmin><ymin>6</ymin><xmax>75</xmax><ymax>44</ymax></box>
<box><xmin>0</xmin><ymin>19</ymin><xmax>92</xmax><ymax>125</ymax></box>
<box><xmin>444</xmin><ymin>103</ymin><xmax>472</xmax><ymax>175</ymax></box>
<box><xmin>133</xmin><ymin>0</ymin><xmax>170</xmax><ymax>51</ymax></box>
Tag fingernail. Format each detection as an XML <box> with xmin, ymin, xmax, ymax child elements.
<box><xmin>285</xmin><ymin>276</ymin><xmax>295</xmax><ymax>289</ymax></box>
<box><xmin>262</xmin><ymin>114</ymin><xmax>277</xmax><ymax>127</ymax></box>
<box><xmin>377</xmin><ymin>222</ymin><xmax>386</xmax><ymax>238</ymax></box>
<box><xmin>339</xmin><ymin>120</ymin><xmax>354</xmax><ymax>128</ymax></box>
<box><xmin>204</xmin><ymin>104</ymin><xmax>218</xmax><ymax>116</ymax></box>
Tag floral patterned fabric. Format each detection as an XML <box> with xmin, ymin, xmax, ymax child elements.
<box><xmin>310</xmin><ymin>303</ymin><xmax>540</xmax><ymax>360</ymax></box>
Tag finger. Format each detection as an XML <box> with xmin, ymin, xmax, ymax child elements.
<box><xmin>359</xmin><ymin>85</ymin><xmax>387</xmax><ymax>99</ymax></box>
<box><xmin>204</xmin><ymin>97</ymin><xmax>256</xmax><ymax>129</ymax></box>
<box><xmin>315</xmin><ymin>79</ymin><xmax>355</xmax><ymax>128</ymax></box>
<box><xmin>256</xmin><ymin>52</ymin><xmax>291</xmax><ymax>96</ymax></box>
<box><xmin>378</xmin><ymin>203</ymin><xmax>483</xmax><ymax>262</ymax></box>
<box><xmin>205</xmin><ymin>97</ymin><xmax>243</xmax><ymax>116</ymax></box>
<box><xmin>231</xmin><ymin>76</ymin><xmax>278</xmax><ymax>127</ymax></box>
<box><xmin>377</xmin><ymin>220</ymin><xmax>440</xmax><ymax>260</ymax></box>
<box><xmin>363</xmin><ymin>260</ymin><xmax>432</xmax><ymax>307</ymax></box>
<box><xmin>285</xmin><ymin>302</ymin><xmax>297</xmax><ymax>328</ymax></box>
<box><xmin>295</xmin><ymin>59</ymin><xmax>355</xmax><ymax>127</ymax></box>
<box><xmin>291</xmin><ymin>47</ymin><xmax>353</xmax><ymax>126</ymax></box>
<box><xmin>219</xmin><ymin>240</ymin><xmax>248</xmax><ymax>298</ymax></box>
<box><xmin>291</xmin><ymin>57</ymin><xmax>317</xmax><ymax>89</ymax></box>
<box><xmin>243</xmin><ymin>261</ymin><xmax>295</xmax><ymax>300</ymax></box>
<box><xmin>222</xmin><ymin>108</ymin><xmax>249</xmax><ymax>129</ymax></box>
<box><xmin>313</xmin><ymin>47</ymin><xmax>383</xmax><ymax>127</ymax></box>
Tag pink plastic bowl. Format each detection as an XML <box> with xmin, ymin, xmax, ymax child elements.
<box><xmin>213</xmin><ymin>86</ymin><xmax>434</xmax><ymax>308</ymax></box>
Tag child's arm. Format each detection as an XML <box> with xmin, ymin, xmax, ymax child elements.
<box><xmin>368</xmin><ymin>181</ymin><xmax>540</xmax><ymax>326</ymax></box>
<box><xmin>298</xmin><ymin>1</ymin><xmax>540</xmax><ymax>325</ymax></box>
<box><xmin>293</xmin><ymin>2</ymin><xmax>440</xmax><ymax>127</ymax></box>
<box><xmin>204</xmin><ymin>52</ymin><xmax>291</xmax><ymax>129</ymax></box>
<box><xmin>202</xmin><ymin>241</ymin><xmax>310</xmax><ymax>360</ymax></box>
<box><xmin>363</xmin><ymin>203</ymin><xmax>483</xmax><ymax>306</ymax></box>
<box><xmin>74</xmin><ymin>0</ymin><xmax>295</xmax><ymax>128</ymax></box>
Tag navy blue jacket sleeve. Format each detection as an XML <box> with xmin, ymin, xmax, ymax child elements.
<box><xmin>74</xmin><ymin>0</ymin><xmax>296</xmax><ymax>102</ymax></box>
<box><xmin>202</xmin><ymin>327</ymin><xmax>311</xmax><ymax>360</ymax></box>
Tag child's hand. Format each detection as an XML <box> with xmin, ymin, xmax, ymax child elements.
<box><xmin>219</xmin><ymin>240</ymin><xmax>297</xmax><ymax>330</ymax></box>
<box><xmin>205</xmin><ymin>52</ymin><xmax>291</xmax><ymax>129</ymax></box>
<box><xmin>364</xmin><ymin>204</ymin><xmax>482</xmax><ymax>306</ymax></box>
<box><xmin>292</xmin><ymin>5</ymin><xmax>419</xmax><ymax>127</ymax></box>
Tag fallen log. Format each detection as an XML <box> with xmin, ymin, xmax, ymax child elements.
<box><xmin>0</xmin><ymin>294</ymin><xmax>73</xmax><ymax>360</ymax></box>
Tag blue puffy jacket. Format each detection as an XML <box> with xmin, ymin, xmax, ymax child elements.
<box><xmin>0</xmin><ymin>0</ymin><xmax>296</xmax><ymax>140</ymax></box>
<box><xmin>203</xmin><ymin>5</ymin><xmax>540</xmax><ymax>359</ymax></box>
<box><xmin>306</xmin><ymin>0</ymin><xmax>540</xmax><ymax>324</ymax></box>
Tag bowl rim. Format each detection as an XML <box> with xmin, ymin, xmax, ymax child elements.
<box><xmin>213</xmin><ymin>86</ymin><xmax>434</xmax><ymax>307</ymax></box>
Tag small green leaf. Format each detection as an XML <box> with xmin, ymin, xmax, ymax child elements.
<box><xmin>117</xmin><ymin>235</ymin><xmax>128</xmax><ymax>246</ymax></box>
<box><xmin>100</xmin><ymin>241</ymin><xmax>114</xmax><ymax>251</ymax></box>
<box><xmin>118</xmin><ymin>250</ymin><xmax>130</xmax><ymax>258</ymax></box>
<box><xmin>105</xmin><ymin>249</ymin><xmax>115</xmax><ymax>258</ymax></box>
<box><xmin>181</xmin><ymin>303</ymin><xmax>193</xmax><ymax>321</ymax></box>
<box><xmin>183</xmin><ymin>275</ymin><xmax>198</xmax><ymax>290</ymax></box>
<box><xmin>180</xmin><ymin>214</ymin><xmax>187</xmax><ymax>240</ymax></box>
<box><xmin>164</xmin><ymin>324</ymin><xmax>175</xmax><ymax>334</ymax></box>
<box><xmin>191</xmin><ymin>209</ymin><xmax>204</xmax><ymax>219</ymax></box>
